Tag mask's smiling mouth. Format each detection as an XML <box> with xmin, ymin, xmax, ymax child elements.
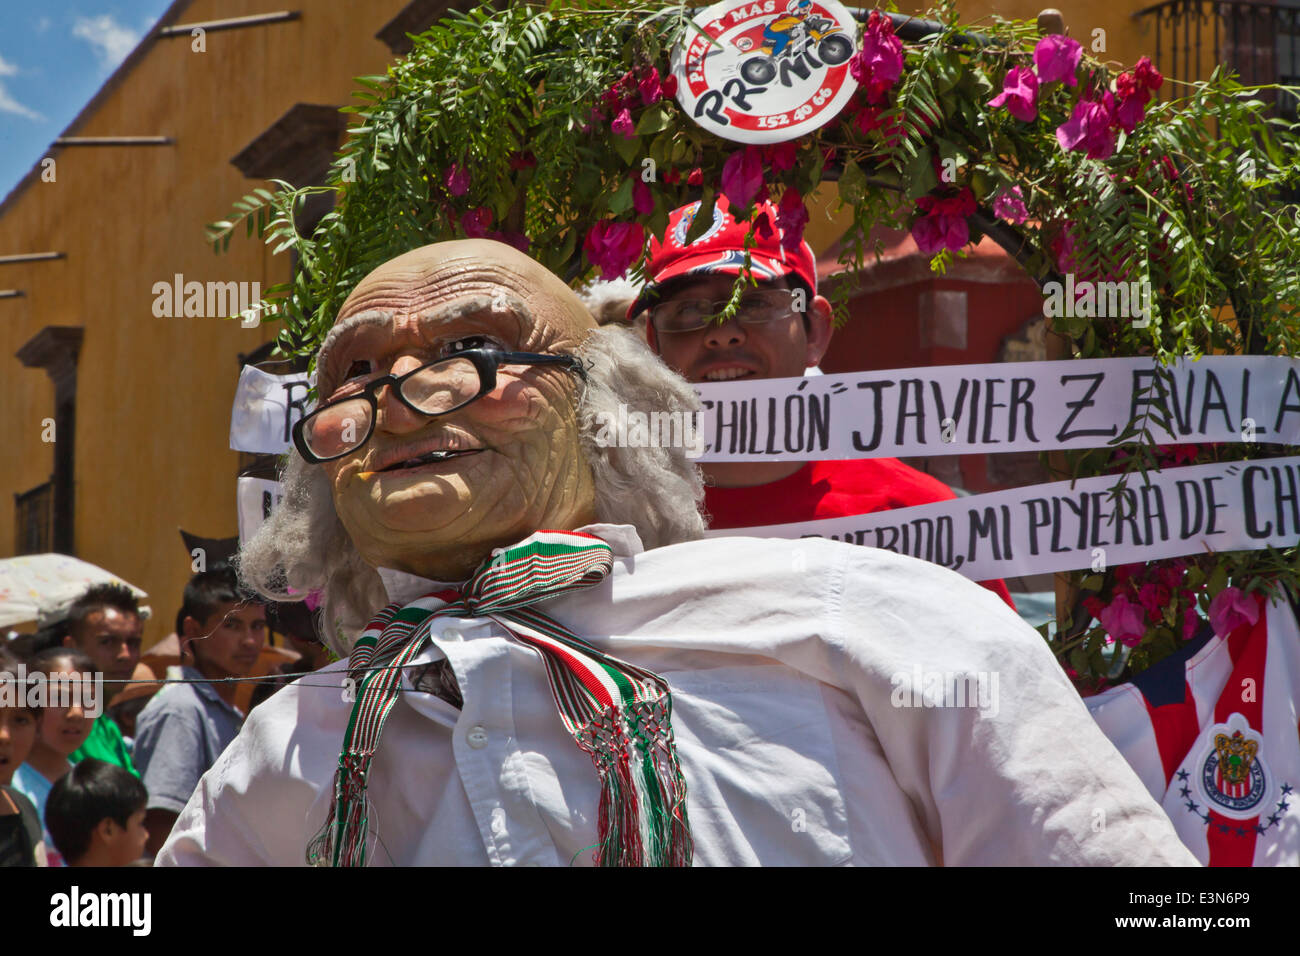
<box><xmin>379</xmin><ymin>447</ymin><xmax>483</xmax><ymax>472</ymax></box>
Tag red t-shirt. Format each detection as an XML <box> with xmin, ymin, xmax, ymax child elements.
<box><xmin>703</xmin><ymin>458</ymin><xmax>1017</xmax><ymax>610</ymax></box>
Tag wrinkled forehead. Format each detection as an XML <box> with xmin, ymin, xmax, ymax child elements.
<box><xmin>316</xmin><ymin>241</ymin><xmax>593</xmax><ymax>392</ymax></box>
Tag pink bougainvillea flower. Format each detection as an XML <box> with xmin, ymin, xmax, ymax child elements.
<box><xmin>991</xmin><ymin>185</ymin><xmax>1029</xmax><ymax>224</ymax></box>
<box><xmin>1208</xmin><ymin>587</ymin><xmax>1261</xmax><ymax>636</ymax></box>
<box><xmin>662</xmin><ymin>74</ymin><xmax>678</xmax><ymax>99</ymax></box>
<box><xmin>1113</xmin><ymin>91</ymin><xmax>1147</xmax><ymax>134</ymax></box>
<box><xmin>1050</xmin><ymin>220</ymin><xmax>1084</xmax><ymax>274</ymax></box>
<box><xmin>852</xmin><ymin>101</ymin><xmax>885</xmax><ymax>135</ymax></box>
<box><xmin>444</xmin><ymin>163</ymin><xmax>470</xmax><ymax>196</ymax></box>
<box><xmin>1136</xmin><ymin>581</ymin><xmax>1171</xmax><ymax>616</ymax></box>
<box><xmin>1034</xmin><ymin>34</ymin><xmax>1082</xmax><ymax>86</ymax></box>
<box><xmin>1113</xmin><ymin>562</ymin><xmax>1139</xmax><ymax>586</ymax></box>
<box><xmin>775</xmin><ymin>187</ymin><xmax>809</xmax><ymax>252</ymax></box>
<box><xmin>911</xmin><ymin>187</ymin><xmax>976</xmax><ymax>254</ymax></box>
<box><xmin>1134</xmin><ymin>56</ymin><xmax>1163</xmax><ymax>92</ymax></box>
<box><xmin>1114</xmin><ymin>57</ymin><xmax>1164</xmax><ymax>133</ymax></box>
<box><xmin>638</xmin><ymin>70</ymin><xmax>662</xmax><ymax>106</ymax></box>
<box><xmin>720</xmin><ymin>146</ymin><xmax>766</xmax><ymax>210</ymax></box>
<box><xmin>508</xmin><ymin>151</ymin><xmax>537</xmax><ymax>170</ymax></box>
<box><xmin>765</xmin><ymin>141</ymin><xmax>798</xmax><ymax>173</ymax></box>
<box><xmin>1099</xmin><ymin>593</ymin><xmax>1147</xmax><ymax>647</ymax></box>
<box><xmin>1114</xmin><ymin>72</ymin><xmax>1150</xmax><ymax>133</ymax></box>
<box><xmin>988</xmin><ymin>66</ymin><xmax>1039</xmax><ymax>122</ymax></box>
<box><xmin>687</xmin><ymin>166</ymin><xmax>703</xmax><ymax>186</ymax></box>
<box><xmin>663</xmin><ymin>167</ymin><xmax>681</xmax><ymax>185</ymax></box>
<box><xmin>1156</xmin><ymin>558</ymin><xmax>1188</xmax><ymax>590</ymax></box>
<box><xmin>850</xmin><ymin>10</ymin><xmax>905</xmax><ymax>102</ymax></box>
<box><xmin>460</xmin><ymin>205</ymin><xmax>493</xmax><ymax>238</ymax></box>
<box><xmin>632</xmin><ymin>176</ymin><xmax>654</xmax><ymax>216</ymax></box>
<box><xmin>584</xmin><ymin>220</ymin><xmax>645</xmax><ymax>280</ymax></box>
<box><xmin>611</xmin><ymin>107</ymin><xmax>636</xmax><ymax>139</ymax></box>
<box><xmin>1183</xmin><ymin>607</ymin><xmax>1200</xmax><ymax>640</ymax></box>
<box><xmin>1056</xmin><ymin>93</ymin><xmax>1118</xmax><ymax>159</ymax></box>
<box><xmin>1157</xmin><ymin>443</ymin><xmax>1200</xmax><ymax>466</ymax></box>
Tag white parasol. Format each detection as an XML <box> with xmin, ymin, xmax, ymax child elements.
<box><xmin>0</xmin><ymin>554</ymin><xmax>150</xmax><ymax>629</ymax></box>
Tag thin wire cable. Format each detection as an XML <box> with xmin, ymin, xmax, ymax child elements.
<box><xmin>1</xmin><ymin>659</ymin><xmax>444</xmax><ymax>690</ymax></box>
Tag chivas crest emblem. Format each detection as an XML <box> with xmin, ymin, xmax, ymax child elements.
<box><xmin>1193</xmin><ymin>713</ymin><xmax>1270</xmax><ymax>818</ymax></box>
<box><xmin>1213</xmin><ymin>730</ymin><xmax>1258</xmax><ymax>792</ymax></box>
<box><xmin>672</xmin><ymin>200</ymin><xmax>729</xmax><ymax>248</ymax></box>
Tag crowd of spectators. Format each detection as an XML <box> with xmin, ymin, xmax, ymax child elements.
<box><xmin>0</xmin><ymin>566</ymin><xmax>329</xmax><ymax>866</ymax></box>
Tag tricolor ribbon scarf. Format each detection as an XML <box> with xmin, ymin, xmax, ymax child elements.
<box><xmin>306</xmin><ymin>530</ymin><xmax>692</xmax><ymax>867</ymax></box>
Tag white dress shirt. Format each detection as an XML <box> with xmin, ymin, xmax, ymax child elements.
<box><xmin>157</xmin><ymin>524</ymin><xmax>1197</xmax><ymax>866</ymax></box>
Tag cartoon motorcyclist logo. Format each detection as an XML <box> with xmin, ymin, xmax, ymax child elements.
<box><xmin>759</xmin><ymin>0</ymin><xmax>824</xmax><ymax>58</ymax></box>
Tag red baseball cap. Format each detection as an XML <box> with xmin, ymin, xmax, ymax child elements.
<box><xmin>627</xmin><ymin>195</ymin><xmax>817</xmax><ymax>320</ymax></box>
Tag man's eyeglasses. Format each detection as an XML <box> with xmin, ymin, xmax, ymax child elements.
<box><xmin>292</xmin><ymin>349</ymin><xmax>586</xmax><ymax>464</ymax></box>
<box><xmin>648</xmin><ymin>288</ymin><xmax>802</xmax><ymax>334</ymax></box>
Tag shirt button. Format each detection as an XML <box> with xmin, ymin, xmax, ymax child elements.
<box><xmin>467</xmin><ymin>725</ymin><xmax>489</xmax><ymax>749</ymax></box>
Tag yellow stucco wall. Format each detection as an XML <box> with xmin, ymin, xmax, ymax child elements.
<box><xmin>0</xmin><ymin>0</ymin><xmax>412</xmax><ymax>646</ymax></box>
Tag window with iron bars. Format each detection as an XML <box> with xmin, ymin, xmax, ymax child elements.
<box><xmin>14</xmin><ymin>481</ymin><xmax>53</xmax><ymax>555</ymax></box>
<box><xmin>1135</xmin><ymin>0</ymin><xmax>1299</xmax><ymax>117</ymax></box>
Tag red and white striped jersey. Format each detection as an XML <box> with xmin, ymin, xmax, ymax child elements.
<box><xmin>1086</xmin><ymin>594</ymin><xmax>1300</xmax><ymax>866</ymax></box>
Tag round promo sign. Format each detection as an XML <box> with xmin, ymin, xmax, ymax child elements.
<box><xmin>671</xmin><ymin>0</ymin><xmax>859</xmax><ymax>144</ymax></box>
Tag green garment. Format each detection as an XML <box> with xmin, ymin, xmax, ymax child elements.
<box><xmin>71</xmin><ymin>714</ymin><xmax>140</xmax><ymax>778</ymax></box>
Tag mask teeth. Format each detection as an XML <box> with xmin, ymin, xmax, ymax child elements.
<box><xmin>414</xmin><ymin>449</ymin><xmax>458</xmax><ymax>464</ymax></box>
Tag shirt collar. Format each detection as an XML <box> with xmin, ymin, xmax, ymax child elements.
<box><xmin>181</xmin><ymin>665</ymin><xmax>244</xmax><ymax>718</ymax></box>
<box><xmin>376</xmin><ymin>523</ymin><xmax>644</xmax><ymax>605</ymax></box>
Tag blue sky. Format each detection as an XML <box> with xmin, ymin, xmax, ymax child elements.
<box><xmin>0</xmin><ymin>0</ymin><xmax>174</xmax><ymax>204</ymax></box>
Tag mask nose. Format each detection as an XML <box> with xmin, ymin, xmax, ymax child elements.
<box><xmin>375</xmin><ymin>355</ymin><xmax>431</xmax><ymax>432</ymax></box>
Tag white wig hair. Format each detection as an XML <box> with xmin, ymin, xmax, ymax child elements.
<box><xmin>577</xmin><ymin>277</ymin><xmax>642</xmax><ymax>326</ymax></box>
<box><xmin>237</xmin><ymin>325</ymin><xmax>706</xmax><ymax>656</ymax></box>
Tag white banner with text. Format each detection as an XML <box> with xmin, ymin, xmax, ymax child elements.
<box><xmin>706</xmin><ymin>457</ymin><xmax>1300</xmax><ymax>580</ymax></box>
<box><xmin>693</xmin><ymin>355</ymin><xmax>1300</xmax><ymax>461</ymax></box>
<box><xmin>229</xmin><ymin>365</ymin><xmax>312</xmax><ymax>455</ymax></box>
<box><xmin>236</xmin><ymin>477</ymin><xmax>285</xmax><ymax>547</ymax></box>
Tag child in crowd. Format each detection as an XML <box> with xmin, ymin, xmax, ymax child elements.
<box><xmin>11</xmin><ymin>647</ymin><xmax>97</xmax><ymax>867</ymax></box>
<box><xmin>45</xmin><ymin>758</ymin><xmax>149</xmax><ymax>866</ymax></box>
<box><xmin>0</xmin><ymin>646</ymin><xmax>45</xmax><ymax>866</ymax></box>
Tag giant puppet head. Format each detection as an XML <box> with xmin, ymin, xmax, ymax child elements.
<box><xmin>239</xmin><ymin>240</ymin><xmax>705</xmax><ymax>652</ymax></box>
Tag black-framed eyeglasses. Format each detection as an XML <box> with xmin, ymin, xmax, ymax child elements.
<box><xmin>292</xmin><ymin>349</ymin><xmax>586</xmax><ymax>464</ymax></box>
<box><xmin>648</xmin><ymin>288</ymin><xmax>802</xmax><ymax>334</ymax></box>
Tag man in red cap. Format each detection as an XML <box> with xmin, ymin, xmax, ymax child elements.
<box><xmin>631</xmin><ymin>196</ymin><xmax>1016</xmax><ymax>608</ymax></box>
